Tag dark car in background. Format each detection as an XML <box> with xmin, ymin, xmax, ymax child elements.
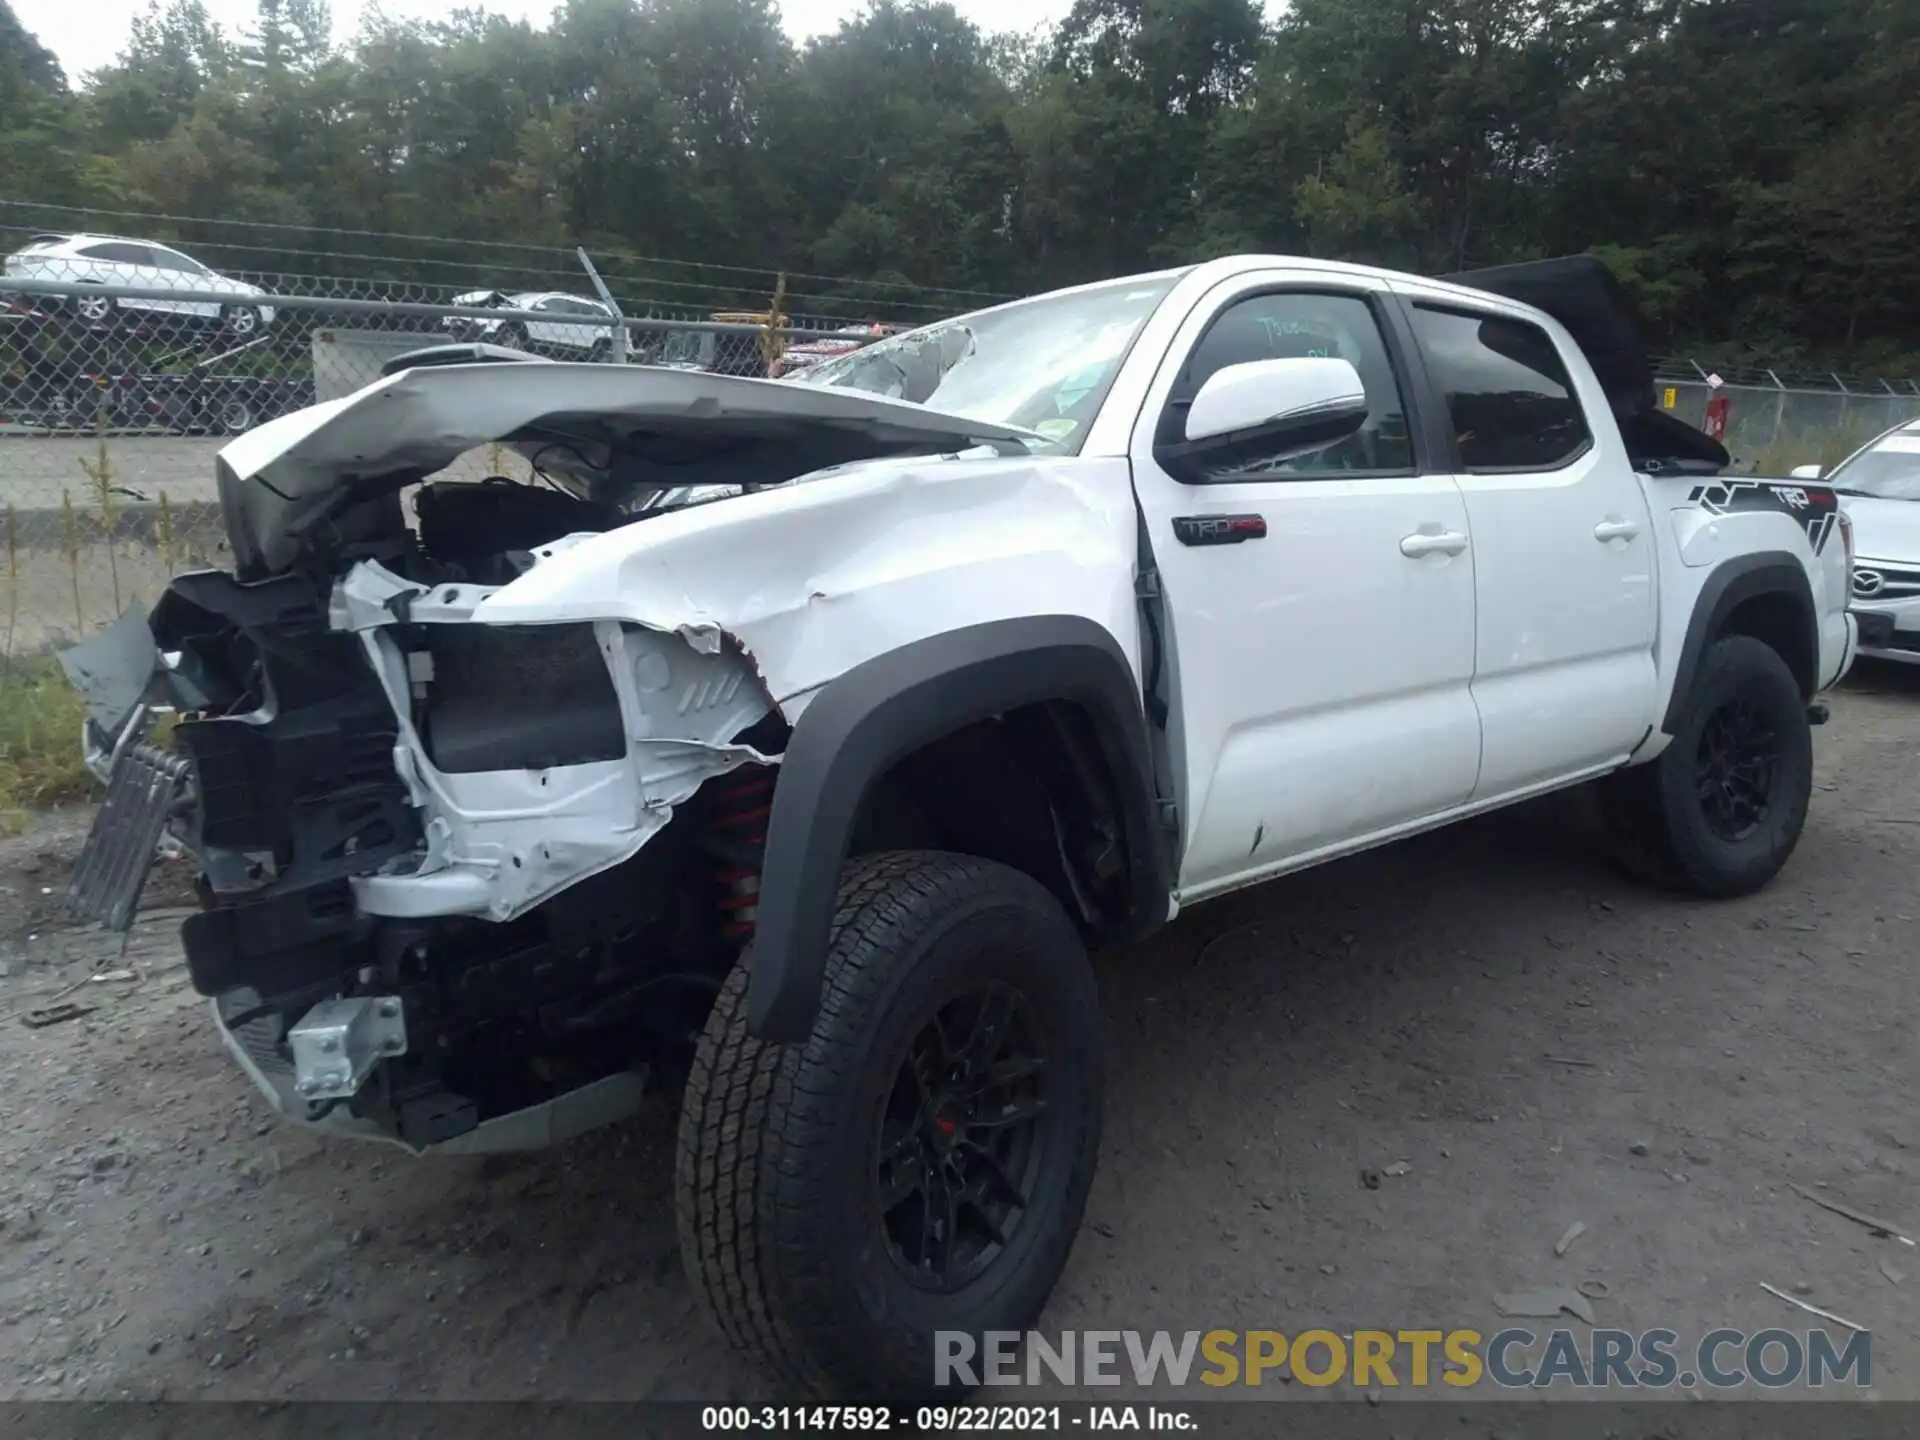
<box><xmin>0</xmin><ymin>362</ymin><xmax>312</xmax><ymax>435</ymax></box>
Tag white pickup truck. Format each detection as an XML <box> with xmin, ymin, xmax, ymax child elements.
<box><xmin>62</xmin><ymin>254</ymin><xmax>1856</xmax><ymax>1401</ymax></box>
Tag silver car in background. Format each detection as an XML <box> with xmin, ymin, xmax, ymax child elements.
<box><xmin>3</xmin><ymin>231</ymin><xmax>276</xmax><ymax>336</ymax></box>
<box><xmin>1796</xmin><ymin>417</ymin><xmax>1920</xmax><ymax>663</ymax></box>
<box><xmin>441</xmin><ymin>290</ymin><xmax>624</xmax><ymax>359</ymax></box>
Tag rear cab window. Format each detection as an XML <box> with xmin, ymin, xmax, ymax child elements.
<box><xmin>1409</xmin><ymin>305</ymin><xmax>1592</xmax><ymax>472</ymax></box>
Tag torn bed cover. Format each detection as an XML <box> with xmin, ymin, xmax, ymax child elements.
<box><xmin>216</xmin><ymin>360</ymin><xmax>1042</xmax><ymax>575</ymax></box>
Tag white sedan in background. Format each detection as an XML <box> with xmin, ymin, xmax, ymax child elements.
<box><xmin>1796</xmin><ymin>417</ymin><xmax>1920</xmax><ymax>663</ymax></box>
<box><xmin>3</xmin><ymin>232</ymin><xmax>276</xmax><ymax>336</ymax></box>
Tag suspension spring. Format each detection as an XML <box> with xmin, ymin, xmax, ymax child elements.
<box><xmin>711</xmin><ymin>764</ymin><xmax>776</xmax><ymax>943</ymax></box>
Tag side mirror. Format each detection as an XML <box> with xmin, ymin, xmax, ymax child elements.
<box><xmin>1159</xmin><ymin>357</ymin><xmax>1369</xmax><ymax>482</ymax></box>
<box><xmin>1789</xmin><ymin>463</ymin><xmax>1823</xmax><ymax>480</ymax></box>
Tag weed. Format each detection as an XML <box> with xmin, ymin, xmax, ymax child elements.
<box><xmin>78</xmin><ymin>411</ymin><xmax>124</xmax><ymax>615</ymax></box>
<box><xmin>1746</xmin><ymin>421</ymin><xmax>1879</xmax><ymax>477</ymax></box>
<box><xmin>0</xmin><ymin>661</ymin><xmax>96</xmax><ymax>833</ymax></box>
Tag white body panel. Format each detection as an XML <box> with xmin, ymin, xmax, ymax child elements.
<box><xmin>1387</xmin><ymin>277</ymin><xmax>1659</xmax><ymax>794</ymax></box>
<box><xmin>199</xmin><ymin>253</ymin><xmax>1858</xmax><ymax>929</ymax></box>
<box><xmin>476</xmin><ymin>453</ymin><xmax>1145</xmax><ymax>713</ymax></box>
<box><xmin>1120</xmin><ymin>266</ymin><xmax>1481</xmax><ymax>894</ymax></box>
<box><xmin>312</xmin><ymin>455</ymin><xmax>1143</xmax><ymax>923</ymax></box>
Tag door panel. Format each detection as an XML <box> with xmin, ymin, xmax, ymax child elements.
<box><xmin>1158</xmin><ymin>476</ymin><xmax>1482</xmax><ymax>892</ymax></box>
<box><xmin>1124</xmin><ymin>275</ymin><xmax>1484</xmax><ymax>899</ymax></box>
<box><xmin>1397</xmin><ymin>295</ymin><xmax>1658</xmax><ymax>797</ymax></box>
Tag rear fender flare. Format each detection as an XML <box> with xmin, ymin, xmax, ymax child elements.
<box><xmin>1661</xmin><ymin>550</ymin><xmax>1815</xmax><ymax>735</ymax></box>
<box><xmin>746</xmin><ymin>615</ymin><xmax>1170</xmax><ymax>1042</ymax></box>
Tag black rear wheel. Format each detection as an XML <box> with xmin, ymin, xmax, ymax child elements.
<box><xmin>676</xmin><ymin>851</ymin><xmax>1101</xmax><ymax>1402</ymax></box>
<box><xmin>1602</xmin><ymin>634</ymin><xmax>1813</xmax><ymax>897</ymax></box>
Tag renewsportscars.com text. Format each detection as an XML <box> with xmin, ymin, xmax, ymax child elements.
<box><xmin>934</xmin><ymin>1327</ymin><xmax>1870</xmax><ymax>1390</ymax></box>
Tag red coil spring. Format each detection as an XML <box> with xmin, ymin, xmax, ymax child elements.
<box><xmin>711</xmin><ymin>765</ymin><xmax>776</xmax><ymax>941</ymax></box>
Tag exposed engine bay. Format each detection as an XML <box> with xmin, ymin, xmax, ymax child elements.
<box><xmin>123</xmin><ymin>476</ymin><xmax>784</xmax><ymax>1152</ymax></box>
<box><xmin>58</xmin><ymin>355</ymin><xmax>1064</xmax><ymax>1154</ymax></box>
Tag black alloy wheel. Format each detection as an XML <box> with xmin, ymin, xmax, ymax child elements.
<box><xmin>1694</xmin><ymin>697</ymin><xmax>1781</xmax><ymax>842</ymax></box>
<box><xmin>875</xmin><ymin>981</ymin><xmax>1049</xmax><ymax>1292</ymax></box>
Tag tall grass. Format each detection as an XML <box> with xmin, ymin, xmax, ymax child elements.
<box><xmin>0</xmin><ymin>661</ymin><xmax>96</xmax><ymax>833</ymax></box>
<box><xmin>1745</xmin><ymin>422</ymin><xmax>1878</xmax><ymax>478</ymax></box>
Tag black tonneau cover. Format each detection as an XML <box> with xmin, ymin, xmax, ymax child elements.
<box><xmin>1438</xmin><ymin>255</ymin><xmax>1729</xmax><ymax>475</ymax></box>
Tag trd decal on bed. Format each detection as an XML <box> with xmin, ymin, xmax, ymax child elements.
<box><xmin>1687</xmin><ymin>480</ymin><xmax>1840</xmax><ymax>555</ymax></box>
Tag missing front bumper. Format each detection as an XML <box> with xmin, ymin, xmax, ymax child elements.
<box><xmin>214</xmin><ymin>997</ymin><xmax>649</xmax><ymax>1154</ymax></box>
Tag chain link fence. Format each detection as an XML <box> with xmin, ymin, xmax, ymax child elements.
<box><xmin>1650</xmin><ymin>359</ymin><xmax>1920</xmax><ymax>474</ymax></box>
<box><xmin>0</xmin><ymin>242</ymin><xmax>915</xmax><ymax>655</ymax></box>
<box><xmin>4</xmin><ymin>217</ymin><xmax>1919</xmax><ymax>662</ymax></box>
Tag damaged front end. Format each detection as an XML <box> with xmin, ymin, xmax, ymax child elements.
<box><xmin>68</xmin><ymin>558</ymin><xmax>782</xmax><ymax>1154</ymax></box>
<box><xmin>58</xmin><ymin>356</ymin><xmax>1045</xmax><ymax>1153</ymax></box>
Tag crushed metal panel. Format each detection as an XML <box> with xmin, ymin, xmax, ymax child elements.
<box><xmin>476</xmin><ymin>452</ymin><xmax>1148</xmax><ymax>710</ymax></box>
<box><xmin>54</xmin><ymin>601</ymin><xmax>160</xmax><ymax>736</ymax></box>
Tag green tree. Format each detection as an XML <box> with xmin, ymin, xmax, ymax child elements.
<box><xmin>0</xmin><ymin>0</ymin><xmax>1914</xmax><ymax>363</ymax></box>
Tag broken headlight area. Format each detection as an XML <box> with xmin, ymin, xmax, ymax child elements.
<box><xmin>69</xmin><ymin>533</ymin><xmax>785</xmax><ymax>1153</ymax></box>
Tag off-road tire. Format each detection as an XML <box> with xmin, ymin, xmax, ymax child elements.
<box><xmin>675</xmin><ymin>851</ymin><xmax>1102</xmax><ymax>1402</ymax></box>
<box><xmin>1602</xmin><ymin>634</ymin><xmax>1813</xmax><ymax>897</ymax></box>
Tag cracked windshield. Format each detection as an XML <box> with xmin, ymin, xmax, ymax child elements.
<box><xmin>792</xmin><ymin>274</ymin><xmax>1182</xmax><ymax>451</ymax></box>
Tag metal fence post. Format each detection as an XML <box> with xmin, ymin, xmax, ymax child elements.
<box><xmin>576</xmin><ymin>247</ymin><xmax>627</xmax><ymax>365</ymax></box>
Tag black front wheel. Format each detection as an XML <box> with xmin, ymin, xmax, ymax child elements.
<box><xmin>1602</xmin><ymin>634</ymin><xmax>1814</xmax><ymax>897</ymax></box>
<box><xmin>676</xmin><ymin>851</ymin><xmax>1102</xmax><ymax>1402</ymax></box>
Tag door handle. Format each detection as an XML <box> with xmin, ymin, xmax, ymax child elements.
<box><xmin>1594</xmin><ymin>518</ymin><xmax>1641</xmax><ymax>542</ymax></box>
<box><xmin>1400</xmin><ymin>529</ymin><xmax>1469</xmax><ymax>558</ymax></box>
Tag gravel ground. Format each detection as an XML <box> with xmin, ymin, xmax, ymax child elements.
<box><xmin>0</xmin><ymin>667</ymin><xmax>1916</xmax><ymax>1404</ymax></box>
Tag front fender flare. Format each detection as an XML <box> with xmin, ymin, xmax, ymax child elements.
<box><xmin>746</xmin><ymin>615</ymin><xmax>1170</xmax><ymax>1042</ymax></box>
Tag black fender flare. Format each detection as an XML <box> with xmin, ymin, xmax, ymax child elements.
<box><xmin>746</xmin><ymin>614</ymin><xmax>1172</xmax><ymax>1042</ymax></box>
<box><xmin>1660</xmin><ymin>550</ymin><xmax>1816</xmax><ymax>735</ymax></box>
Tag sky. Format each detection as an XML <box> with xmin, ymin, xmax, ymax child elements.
<box><xmin>17</xmin><ymin>0</ymin><xmax>1073</xmax><ymax>82</ymax></box>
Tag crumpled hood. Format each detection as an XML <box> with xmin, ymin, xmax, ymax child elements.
<box><xmin>215</xmin><ymin>360</ymin><xmax>1041</xmax><ymax>575</ymax></box>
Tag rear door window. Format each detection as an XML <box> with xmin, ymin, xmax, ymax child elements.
<box><xmin>1409</xmin><ymin>305</ymin><xmax>1592</xmax><ymax>471</ymax></box>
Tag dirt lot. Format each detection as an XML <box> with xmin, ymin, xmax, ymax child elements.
<box><xmin>1</xmin><ymin>666</ymin><xmax>1916</xmax><ymax>1405</ymax></box>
